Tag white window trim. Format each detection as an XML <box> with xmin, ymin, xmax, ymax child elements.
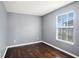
<box><xmin>57</xmin><ymin>26</ymin><xmax>74</xmax><ymax>28</ymax></box>
<box><xmin>56</xmin><ymin>10</ymin><xmax>75</xmax><ymax>45</ymax></box>
<box><xmin>56</xmin><ymin>38</ymin><xmax>74</xmax><ymax>45</ymax></box>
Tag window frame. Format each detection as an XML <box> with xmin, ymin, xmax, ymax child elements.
<box><xmin>56</xmin><ymin>10</ymin><xmax>75</xmax><ymax>45</ymax></box>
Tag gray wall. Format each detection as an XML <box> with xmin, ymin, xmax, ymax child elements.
<box><xmin>8</xmin><ymin>13</ymin><xmax>42</xmax><ymax>46</ymax></box>
<box><xmin>42</xmin><ymin>2</ymin><xmax>79</xmax><ymax>56</ymax></box>
<box><xmin>0</xmin><ymin>1</ymin><xmax>79</xmax><ymax>57</ymax></box>
<box><xmin>0</xmin><ymin>2</ymin><xmax>8</xmax><ymax>57</ymax></box>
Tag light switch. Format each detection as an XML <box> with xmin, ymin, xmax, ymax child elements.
<box><xmin>14</xmin><ymin>40</ymin><xmax>16</xmax><ymax>43</ymax></box>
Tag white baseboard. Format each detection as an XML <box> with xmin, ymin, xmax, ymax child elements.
<box><xmin>42</xmin><ymin>41</ymin><xmax>78</xmax><ymax>58</ymax></box>
<box><xmin>3</xmin><ymin>41</ymin><xmax>79</xmax><ymax>58</ymax></box>
<box><xmin>8</xmin><ymin>41</ymin><xmax>42</xmax><ymax>48</ymax></box>
<box><xmin>3</xmin><ymin>41</ymin><xmax>42</xmax><ymax>58</ymax></box>
<box><xmin>2</xmin><ymin>47</ymin><xmax>8</xmax><ymax>58</ymax></box>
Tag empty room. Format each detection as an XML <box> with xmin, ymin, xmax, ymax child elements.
<box><xmin>0</xmin><ymin>1</ymin><xmax>79</xmax><ymax>58</ymax></box>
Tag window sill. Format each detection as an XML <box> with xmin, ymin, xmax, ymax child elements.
<box><xmin>56</xmin><ymin>39</ymin><xmax>74</xmax><ymax>45</ymax></box>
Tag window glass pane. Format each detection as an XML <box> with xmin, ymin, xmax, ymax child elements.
<box><xmin>62</xmin><ymin>15</ymin><xmax>68</xmax><ymax>26</ymax></box>
<box><xmin>68</xmin><ymin>12</ymin><xmax>73</xmax><ymax>19</ymax></box>
<box><xmin>58</xmin><ymin>16</ymin><xmax>62</xmax><ymax>27</ymax></box>
<box><xmin>61</xmin><ymin>28</ymin><xmax>68</xmax><ymax>40</ymax></box>
<box><xmin>68</xmin><ymin>20</ymin><xmax>73</xmax><ymax>26</ymax></box>
<box><xmin>58</xmin><ymin>12</ymin><xmax>74</xmax><ymax>27</ymax></box>
<box><xmin>68</xmin><ymin>12</ymin><xmax>74</xmax><ymax>26</ymax></box>
<box><xmin>58</xmin><ymin>28</ymin><xmax>62</xmax><ymax>39</ymax></box>
<box><xmin>67</xmin><ymin>28</ymin><xmax>73</xmax><ymax>42</ymax></box>
<box><xmin>60</xmin><ymin>28</ymin><xmax>73</xmax><ymax>42</ymax></box>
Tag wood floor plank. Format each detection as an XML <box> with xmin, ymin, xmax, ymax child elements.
<box><xmin>5</xmin><ymin>42</ymin><xmax>74</xmax><ymax>58</ymax></box>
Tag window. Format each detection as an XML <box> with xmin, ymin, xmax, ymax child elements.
<box><xmin>56</xmin><ymin>11</ymin><xmax>75</xmax><ymax>45</ymax></box>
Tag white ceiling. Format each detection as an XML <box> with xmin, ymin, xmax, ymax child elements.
<box><xmin>3</xmin><ymin>1</ymin><xmax>73</xmax><ymax>16</ymax></box>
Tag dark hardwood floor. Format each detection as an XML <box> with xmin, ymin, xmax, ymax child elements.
<box><xmin>5</xmin><ymin>42</ymin><xmax>74</xmax><ymax>58</ymax></box>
